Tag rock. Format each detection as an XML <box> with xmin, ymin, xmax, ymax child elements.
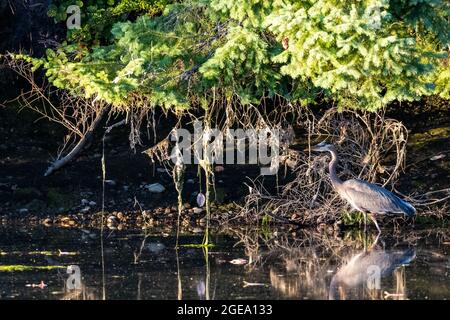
<box><xmin>18</xmin><ymin>208</ymin><xmax>28</xmax><ymax>214</ymax></box>
<box><xmin>229</xmin><ymin>258</ymin><xmax>247</xmax><ymax>265</ymax></box>
<box><xmin>193</xmin><ymin>207</ymin><xmax>204</xmax><ymax>214</ymax></box>
<box><xmin>60</xmin><ymin>216</ymin><xmax>77</xmax><ymax>227</ymax></box>
<box><xmin>80</xmin><ymin>206</ymin><xmax>90</xmax><ymax>213</ymax></box>
<box><xmin>42</xmin><ymin>218</ymin><xmax>53</xmax><ymax>226</ymax></box>
<box><xmin>147</xmin><ymin>242</ymin><xmax>166</xmax><ymax>253</ymax></box>
<box><xmin>116</xmin><ymin>212</ymin><xmax>124</xmax><ymax>220</ymax></box>
<box><xmin>192</xmin><ymin>227</ymin><xmax>203</xmax><ymax>234</ymax></box>
<box><xmin>81</xmin><ymin>199</ymin><xmax>89</xmax><ymax>206</ymax></box>
<box><xmin>145</xmin><ymin>183</ymin><xmax>165</xmax><ymax>193</ymax></box>
<box><xmin>186</xmin><ymin>179</ymin><xmax>195</xmax><ymax>184</ymax></box>
<box><xmin>107</xmin><ymin>215</ymin><xmax>118</xmax><ymax>227</ymax></box>
<box><xmin>430</xmin><ymin>154</ymin><xmax>446</xmax><ymax>161</ymax></box>
<box><xmin>164</xmin><ymin>208</ymin><xmax>171</xmax><ymax>214</ymax></box>
<box><xmin>105</xmin><ymin>180</ymin><xmax>117</xmax><ymax>186</ymax></box>
<box><xmin>156</xmin><ymin>168</ymin><xmax>167</xmax><ymax>173</ymax></box>
<box><xmin>88</xmin><ymin>201</ymin><xmax>96</xmax><ymax>206</ymax></box>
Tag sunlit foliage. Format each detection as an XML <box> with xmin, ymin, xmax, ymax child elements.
<box><xmin>19</xmin><ymin>0</ymin><xmax>450</xmax><ymax>111</ymax></box>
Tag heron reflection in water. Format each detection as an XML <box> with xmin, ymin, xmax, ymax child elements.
<box><xmin>329</xmin><ymin>247</ymin><xmax>416</xmax><ymax>300</ymax></box>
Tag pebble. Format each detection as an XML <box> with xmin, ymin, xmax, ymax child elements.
<box><xmin>145</xmin><ymin>183</ymin><xmax>165</xmax><ymax>193</ymax></box>
<box><xmin>105</xmin><ymin>180</ymin><xmax>117</xmax><ymax>186</ymax></box>
<box><xmin>107</xmin><ymin>215</ymin><xmax>118</xmax><ymax>225</ymax></box>
<box><xmin>193</xmin><ymin>207</ymin><xmax>204</xmax><ymax>214</ymax></box>
<box><xmin>192</xmin><ymin>227</ymin><xmax>203</xmax><ymax>234</ymax></box>
<box><xmin>147</xmin><ymin>242</ymin><xmax>166</xmax><ymax>253</ymax></box>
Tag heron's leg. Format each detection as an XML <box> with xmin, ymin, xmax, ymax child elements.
<box><xmin>369</xmin><ymin>214</ymin><xmax>381</xmax><ymax>234</ymax></box>
<box><xmin>363</xmin><ymin>212</ymin><xmax>368</xmax><ymax>233</ymax></box>
<box><xmin>362</xmin><ymin>211</ymin><xmax>368</xmax><ymax>252</ymax></box>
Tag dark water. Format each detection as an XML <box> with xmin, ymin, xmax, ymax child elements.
<box><xmin>0</xmin><ymin>225</ymin><xmax>448</xmax><ymax>300</ymax></box>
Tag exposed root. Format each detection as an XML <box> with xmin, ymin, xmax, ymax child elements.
<box><xmin>240</xmin><ymin>107</ymin><xmax>412</xmax><ymax>226</ymax></box>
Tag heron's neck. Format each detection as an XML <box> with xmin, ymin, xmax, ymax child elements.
<box><xmin>328</xmin><ymin>149</ymin><xmax>343</xmax><ymax>187</ymax></box>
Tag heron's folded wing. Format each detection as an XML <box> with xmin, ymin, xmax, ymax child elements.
<box><xmin>341</xmin><ymin>179</ymin><xmax>405</xmax><ymax>214</ymax></box>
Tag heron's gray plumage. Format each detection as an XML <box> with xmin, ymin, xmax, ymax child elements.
<box><xmin>338</xmin><ymin>179</ymin><xmax>416</xmax><ymax>217</ymax></box>
<box><xmin>310</xmin><ymin>142</ymin><xmax>416</xmax><ymax>231</ymax></box>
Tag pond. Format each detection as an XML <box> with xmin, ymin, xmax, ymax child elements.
<box><xmin>0</xmin><ymin>225</ymin><xmax>448</xmax><ymax>300</ymax></box>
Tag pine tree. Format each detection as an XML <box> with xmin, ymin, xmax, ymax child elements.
<box><xmin>17</xmin><ymin>0</ymin><xmax>449</xmax><ymax>111</ymax></box>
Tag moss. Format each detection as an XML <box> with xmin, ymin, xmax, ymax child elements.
<box><xmin>13</xmin><ymin>187</ymin><xmax>42</xmax><ymax>201</ymax></box>
<box><xmin>341</xmin><ymin>210</ymin><xmax>365</xmax><ymax>226</ymax></box>
<box><xmin>25</xmin><ymin>199</ymin><xmax>47</xmax><ymax>212</ymax></box>
<box><xmin>0</xmin><ymin>250</ymin><xmax>78</xmax><ymax>256</ymax></box>
<box><xmin>414</xmin><ymin>215</ymin><xmax>449</xmax><ymax>227</ymax></box>
<box><xmin>408</xmin><ymin>126</ymin><xmax>450</xmax><ymax>147</ymax></box>
<box><xmin>46</xmin><ymin>188</ymin><xmax>74</xmax><ymax>210</ymax></box>
<box><xmin>0</xmin><ymin>265</ymin><xmax>65</xmax><ymax>272</ymax></box>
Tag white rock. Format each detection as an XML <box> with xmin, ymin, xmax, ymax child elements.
<box><xmin>430</xmin><ymin>154</ymin><xmax>446</xmax><ymax>161</ymax></box>
<box><xmin>145</xmin><ymin>183</ymin><xmax>165</xmax><ymax>193</ymax></box>
<box><xmin>88</xmin><ymin>201</ymin><xmax>96</xmax><ymax>206</ymax></box>
<box><xmin>18</xmin><ymin>208</ymin><xmax>28</xmax><ymax>214</ymax></box>
<box><xmin>186</xmin><ymin>179</ymin><xmax>195</xmax><ymax>184</ymax></box>
<box><xmin>105</xmin><ymin>180</ymin><xmax>117</xmax><ymax>186</ymax></box>
<box><xmin>147</xmin><ymin>242</ymin><xmax>166</xmax><ymax>253</ymax></box>
<box><xmin>193</xmin><ymin>207</ymin><xmax>204</xmax><ymax>214</ymax></box>
<box><xmin>81</xmin><ymin>199</ymin><xmax>89</xmax><ymax>206</ymax></box>
<box><xmin>229</xmin><ymin>258</ymin><xmax>248</xmax><ymax>265</ymax></box>
<box><xmin>192</xmin><ymin>227</ymin><xmax>203</xmax><ymax>234</ymax></box>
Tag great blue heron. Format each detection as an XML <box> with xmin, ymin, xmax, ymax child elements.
<box><xmin>310</xmin><ymin>142</ymin><xmax>416</xmax><ymax>233</ymax></box>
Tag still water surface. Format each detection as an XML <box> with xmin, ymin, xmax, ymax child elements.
<box><xmin>0</xmin><ymin>225</ymin><xmax>448</xmax><ymax>299</ymax></box>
